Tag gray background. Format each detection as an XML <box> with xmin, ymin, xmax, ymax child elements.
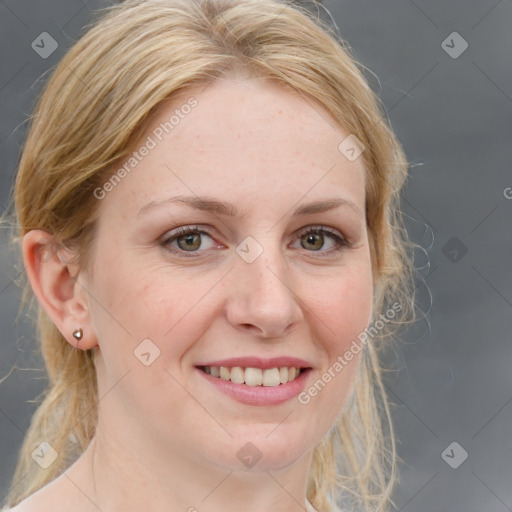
<box><xmin>1</xmin><ymin>1</ymin><xmax>511</xmax><ymax>511</ymax></box>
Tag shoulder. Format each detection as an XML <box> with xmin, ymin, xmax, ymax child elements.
<box><xmin>306</xmin><ymin>499</ymin><xmax>348</xmax><ymax>512</ymax></box>
<box><xmin>0</xmin><ymin>472</ymin><xmax>92</xmax><ymax>512</ymax></box>
<box><xmin>328</xmin><ymin>500</ymin><xmax>350</xmax><ymax>512</ymax></box>
<box><xmin>1</xmin><ymin>502</ymin><xmax>33</xmax><ymax>512</ymax></box>
<box><xmin>1</xmin><ymin>493</ymin><xmax>48</xmax><ymax>512</ymax></box>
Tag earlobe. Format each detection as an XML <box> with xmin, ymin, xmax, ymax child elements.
<box><xmin>72</xmin><ymin>327</ymin><xmax>84</xmax><ymax>344</ymax></box>
<box><xmin>22</xmin><ymin>230</ymin><xmax>98</xmax><ymax>351</ymax></box>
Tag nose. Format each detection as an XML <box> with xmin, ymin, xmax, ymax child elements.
<box><xmin>225</xmin><ymin>247</ymin><xmax>304</xmax><ymax>338</ymax></box>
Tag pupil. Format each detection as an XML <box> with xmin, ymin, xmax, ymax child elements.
<box><xmin>178</xmin><ymin>233</ymin><xmax>200</xmax><ymax>251</ymax></box>
<box><xmin>303</xmin><ymin>233</ymin><xmax>323</xmax><ymax>251</ymax></box>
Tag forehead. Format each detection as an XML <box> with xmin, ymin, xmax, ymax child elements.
<box><xmin>98</xmin><ymin>77</ymin><xmax>366</xmax><ymax>218</ymax></box>
<box><xmin>163</xmin><ymin>78</ymin><xmax>351</xmax><ymax>159</ymax></box>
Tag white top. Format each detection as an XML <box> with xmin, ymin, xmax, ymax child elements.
<box><xmin>306</xmin><ymin>498</ymin><xmax>345</xmax><ymax>512</ymax></box>
<box><xmin>305</xmin><ymin>499</ymin><xmax>318</xmax><ymax>512</ymax></box>
<box><xmin>306</xmin><ymin>498</ymin><xmax>344</xmax><ymax>512</ymax></box>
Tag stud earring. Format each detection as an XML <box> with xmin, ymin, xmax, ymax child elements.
<box><xmin>72</xmin><ymin>328</ymin><xmax>83</xmax><ymax>342</ymax></box>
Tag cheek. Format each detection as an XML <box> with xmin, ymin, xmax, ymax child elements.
<box><xmin>329</xmin><ymin>278</ymin><xmax>373</xmax><ymax>344</ymax></box>
<box><xmin>89</xmin><ymin>251</ymin><xmax>221</xmax><ymax>362</ymax></box>
<box><xmin>310</xmin><ymin>259</ymin><xmax>374</xmax><ymax>350</ymax></box>
<box><xmin>298</xmin><ymin>258</ymin><xmax>373</xmax><ymax>420</ymax></box>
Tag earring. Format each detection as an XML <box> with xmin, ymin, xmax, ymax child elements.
<box><xmin>72</xmin><ymin>328</ymin><xmax>83</xmax><ymax>342</ymax></box>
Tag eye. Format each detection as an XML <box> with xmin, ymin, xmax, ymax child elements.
<box><xmin>160</xmin><ymin>226</ymin><xmax>219</xmax><ymax>255</ymax></box>
<box><xmin>159</xmin><ymin>225</ymin><xmax>350</xmax><ymax>257</ymax></box>
<box><xmin>292</xmin><ymin>226</ymin><xmax>350</xmax><ymax>254</ymax></box>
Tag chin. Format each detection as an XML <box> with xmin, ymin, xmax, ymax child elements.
<box><xmin>207</xmin><ymin>428</ymin><xmax>316</xmax><ymax>473</ymax></box>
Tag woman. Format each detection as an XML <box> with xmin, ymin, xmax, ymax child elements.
<box><xmin>3</xmin><ymin>1</ymin><xmax>416</xmax><ymax>511</ymax></box>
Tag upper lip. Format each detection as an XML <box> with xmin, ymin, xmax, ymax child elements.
<box><xmin>196</xmin><ymin>356</ymin><xmax>313</xmax><ymax>369</ymax></box>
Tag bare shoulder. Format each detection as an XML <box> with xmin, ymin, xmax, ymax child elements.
<box><xmin>1</xmin><ymin>470</ymin><xmax>94</xmax><ymax>512</ymax></box>
<box><xmin>1</xmin><ymin>490</ymin><xmax>53</xmax><ymax>512</ymax></box>
<box><xmin>1</xmin><ymin>499</ymin><xmax>37</xmax><ymax>512</ymax></box>
<box><xmin>2</xmin><ymin>492</ymin><xmax>81</xmax><ymax>512</ymax></box>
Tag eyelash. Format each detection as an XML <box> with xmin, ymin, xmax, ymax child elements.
<box><xmin>159</xmin><ymin>225</ymin><xmax>352</xmax><ymax>258</ymax></box>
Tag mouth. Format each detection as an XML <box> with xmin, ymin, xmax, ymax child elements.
<box><xmin>194</xmin><ymin>356</ymin><xmax>313</xmax><ymax>405</ymax></box>
<box><xmin>197</xmin><ymin>365</ymin><xmax>307</xmax><ymax>387</ymax></box>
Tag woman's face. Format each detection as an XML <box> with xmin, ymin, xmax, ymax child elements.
<box><xmin>84</xmin><ymin>78</ymin><xmax>373</xmax><ymax>473</ymax></box>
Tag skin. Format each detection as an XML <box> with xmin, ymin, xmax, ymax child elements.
<box><xmin>19</xmin><ymin>77</ymin><xmax>373</xmax><ymax>512</ymax></box>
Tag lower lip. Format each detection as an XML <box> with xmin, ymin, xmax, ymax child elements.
<box><xmin>196</xmin><ymin>367</ymin><xmax>311</xmax><ymax>406</ymax></box>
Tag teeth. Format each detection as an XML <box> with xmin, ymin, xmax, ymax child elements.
<box><xmin>263</xmin><ymin>368</ymin><xmax>280</xmax><ymax>387</ymax></box>
<box><xmin>230</xmin><ymin>367</ymin><xmax>245</xmax><ymax>384</ymax></box>
<box><xmin>203</xmin><ymin>366</ymin><xmax>302</xmax><ymax>387</ymax></box>
<box><xmin>245</xmin><ymin>367</ymin><xmax>263</xmax><ymax>386</ymax></box>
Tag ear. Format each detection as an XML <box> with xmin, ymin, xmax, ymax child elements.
<box><xmin>22</xmin><ymin>230</ymin><xmax>98</xmax><ymax>351</ymax></box>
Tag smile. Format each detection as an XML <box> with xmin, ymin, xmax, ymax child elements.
<box><xmin>199</xmin><ymin>365</ymin><xmax>304</xmax><ymax>387</ymax></box>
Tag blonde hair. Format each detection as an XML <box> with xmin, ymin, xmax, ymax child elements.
<box><xmin>4</xmin><ymin>1</ymin><xmax>417</xmax><ymax>510</ymax></box>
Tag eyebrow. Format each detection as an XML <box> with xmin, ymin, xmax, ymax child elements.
<box><xmin>137</xmin><ymin>195</ymin><xmax>363</xmax><ymax>218</ymax></box>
